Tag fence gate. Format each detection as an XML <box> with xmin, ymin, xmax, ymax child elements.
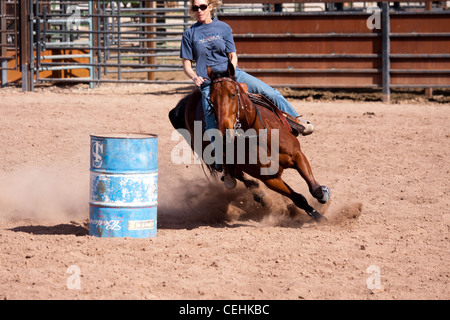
<box><xmin>0</xmin><ymin>0</ymin><xmax>20</xmax><ymax>87</ymax></box>
<box><xmin>29</xmin><ymin>0</ymin><xmax>191</xmax><ymax>88</ymax></box>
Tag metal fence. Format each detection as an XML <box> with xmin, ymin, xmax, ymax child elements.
<box><xmin>34</xmin><ymin>0</ymin><xmax>192</xmax><ymax>87</ymax></box>
<box><xmin>0</xmin><ymin>0</ymin><xmax>194</xmax><ymax>90</ymax></box>
<box><xmin>1</xmin><ymin>0</ymin><xmax>449</xmax><ymax>100</ymax></box>
<box><xmin>0</xmin><ymin>0</ymin><xmax>20</xmax><ymax>86</ymax></box>
<box><xmin>219</xmin><ymin>1</ymin><xmax>450</xmax><ymax>102</ymax></box>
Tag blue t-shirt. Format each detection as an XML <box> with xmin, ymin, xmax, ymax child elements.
<box><xmin>180</xmin><ymin>19</ymin><xmax>237</xmax><ymax>87</ymax></box>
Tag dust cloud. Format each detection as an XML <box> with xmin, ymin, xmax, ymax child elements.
<box><xmin>0</xmin><ymin>167</ymin><xmax>89</xmax><ymax>223</ymax></box>
<box><xmin>156</xmin><ymin>172</ymin><xmax>360</xmax><ymax>229</ymax></box>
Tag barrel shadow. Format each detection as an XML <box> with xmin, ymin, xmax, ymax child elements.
<box><xmin>9</xmin><ymin>221</ymin><xmax>89</xmax><ymax>236</ymax></box>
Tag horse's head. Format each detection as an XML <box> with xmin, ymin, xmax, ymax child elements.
<box><xmin>207</xmin><ymin>62</ymin><xmax>246</xmax><ymax>143</ymax></box>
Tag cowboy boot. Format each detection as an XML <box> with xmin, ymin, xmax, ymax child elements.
<box><xmin>296</xmin><ymin>117</ymin><xmax>315</xmax><ymax>136</ymax></box>
<box><xmin>286</xmin><ymin>117</ymin><xmax>315</xmax><ymax>136</ymax></box>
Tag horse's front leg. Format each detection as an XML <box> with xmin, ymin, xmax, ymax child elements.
<box><xmin>262</xmin><ymin>177</ymin><xmax>327</xmax><ymax>222</ymax></box>
<box><xmin>292</xmin><ymin>151</ymin><xmax>331</xmax><ymax>204</ymax></box>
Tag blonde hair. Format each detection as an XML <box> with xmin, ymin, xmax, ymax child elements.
<box><xmin>188</xmin><ymin>0</ymin><xmax>223</xmax><ymax>19</ymax></box>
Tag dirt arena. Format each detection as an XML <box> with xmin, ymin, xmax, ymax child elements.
<box><xmin>0</xmin><ymin>84</ymin><xmax>448</xmax><ymax>300</ymax></box>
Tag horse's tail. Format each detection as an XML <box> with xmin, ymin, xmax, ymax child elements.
<box><xmin>169</xmin><ymin>94</ymin><xmax>190</xmax><ymax>130</ymax></box>
<box><xmin>169</xmin><ymin>91</ymin><xmax>222</xmax><ymax>180</ymax></box>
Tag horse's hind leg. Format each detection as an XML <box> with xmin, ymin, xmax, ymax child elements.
<box><xmin>293</xmin><ymin>151</ymin><xmax>330</xmax><ymax>204</ymax></box>
<box><xmin>262</xmin><ymin>177</ymin><xmax>327</xmax><ymax>222</ymax></box>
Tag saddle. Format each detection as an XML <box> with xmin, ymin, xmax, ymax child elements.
<box><xmin>246</xmin><ymin>92</ymin><xmax>304</xmax><ymax>137</ymax></box>
<box><xmin>168</xmin><ymin>89</ymin><xmax>306</xmax><ymax>137</ymax></box>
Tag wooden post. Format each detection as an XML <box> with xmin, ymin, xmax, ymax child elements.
<box><xmin>381</xmin><ymin>2</ymin><xmax>390</xmax><ymax>103</ymax></box>
<box><xmin>92</xmin><ymin>1</ymin><xmax>99</xmax><ymax>87</ymax></box>
<box><xmin>20</xmin><ymin>0</ymin><xmax>33</xmax><ymax>91</ymax></box>
<box><xmin>146</xmin><ymin>0</ymin><xmax>156</xmax><ymax>81</ymax></box>
<box><xmin>424</xmin><ymin>1</ymin><xmax>433</xmax><ymax>99</ymax></box>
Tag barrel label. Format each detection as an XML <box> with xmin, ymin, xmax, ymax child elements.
<box><xmin>128</xmin><ymin>219</ymin><xmax>155</xmax><ymax>230</ymax></box>
<box><xmin>90</xmin><ymin>219</ymin><xmax>121</xmax><ymax>231</ymax></box>
<box><xmin>91</xmin><ymin>140</ymin><xmax>104</xmax><ymax>168</ymax></box>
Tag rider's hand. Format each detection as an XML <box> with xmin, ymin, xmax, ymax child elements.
<box><xmin>192</xmin><ymin>75</ymin><xmax>205</xmax><ymax>87</ymax></box>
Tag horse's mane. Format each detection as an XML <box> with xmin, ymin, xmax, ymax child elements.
<box><xmin>210</xmin><ymin>69</ymin><xmax>236</xmax><ymax>82</ymax></box>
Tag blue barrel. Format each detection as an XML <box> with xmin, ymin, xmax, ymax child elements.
<box><xmin>89</xmin><ymin>133</ymin><xmax>158</xmax><ymax>238</ymax></box>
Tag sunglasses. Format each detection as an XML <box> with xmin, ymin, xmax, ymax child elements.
<box><xmin>192</xmin><ymin>4</ymin><xmax>209</xmax><ymax>12</ymax></box>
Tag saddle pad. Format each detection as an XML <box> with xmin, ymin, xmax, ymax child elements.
<box><xmin>247</xmin><ymin>93</ymin><xmax>294</xmax><ymax>134</ymax></box>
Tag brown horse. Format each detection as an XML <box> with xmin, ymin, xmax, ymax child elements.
<box><xmin>169</xmin><ymin>64</ymin><xmax>330</xmax><ymax>222</ymax></box>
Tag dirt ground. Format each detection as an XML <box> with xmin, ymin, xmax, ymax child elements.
<box><xmin>0</xmin><ymin>83</ymin><xmax>448</xmax><ymax>300</ymax></box>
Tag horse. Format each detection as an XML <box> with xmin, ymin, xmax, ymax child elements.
<box><xmin>169</xmin><ymin>64</ymin><xmax>330</xmax><ymax>222</ymax></box>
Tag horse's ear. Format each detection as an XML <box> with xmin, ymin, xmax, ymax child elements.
<box><xmin>227</xmin><ymin>60</ymin><xmax>235</xmax><ymax>77</ymax></box>
<box><xmin>207</xmin><ymin>66</ymin><xmax>214</xmax><ymax>80</ymax></box>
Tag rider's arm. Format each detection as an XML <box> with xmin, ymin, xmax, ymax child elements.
<box><xmin>182</xmin><ymin>59</ymin><xmax>204</xmax><ymax>87</ymax></box>
<box><xmin>228</xmin><ymin>52</ymin><xmax>238</xmax><ymax>71</ymax></box>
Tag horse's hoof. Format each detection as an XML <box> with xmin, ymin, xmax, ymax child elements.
<box><xmin>308</xmin><ymin>210</ymin><xmax>328</xmax><ymax>223</ymax></box>
<box><xmin>223</xmin><ymin>174</ymin><xmax>237</xmax><ymax>189</ymax></box>
<box><xmin>254</xmin><ymin>192</ymin><xmax>272</xmax><ymax>208</ymax></box>
<box><xmin>318</xmin><ymin>186</ymin><xmax>331</xmax><ymax>204</ymax></box>
<box><xmin>253</xmin><ymin>191</ymin><xmax>265</xmax><ymax>203</ymax></box>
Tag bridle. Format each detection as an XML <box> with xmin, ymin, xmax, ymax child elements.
<box><xmin>206</xmin><ymin>77</ymin><xmax>267</xmax><ymax>138</ymax></box>
<box><xmin>212</xmin><ymin>77</ymin><xmax>246</xmax><ymax>131</ymax></box>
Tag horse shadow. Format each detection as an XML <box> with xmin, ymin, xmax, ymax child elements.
<box><xmin>157</xmin><ymin>182</ymin><xmax>255</xmax><ymax>230</ymax></box>
<box><xmin>157</xmin><ymin>179</ymin><xmax>314</xmax><ymax>230</ymax></box>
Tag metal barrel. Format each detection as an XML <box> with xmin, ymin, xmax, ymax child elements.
<box><xmin>89</xmin><ymin>133</ymin><xmax>158</xmax><ymax>238</ymax></box>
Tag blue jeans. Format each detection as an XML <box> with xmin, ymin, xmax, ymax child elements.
<box><xmin>201</xmin><ymin>69</ymin><xmax>299</xmax><ymax>132</ymax></box>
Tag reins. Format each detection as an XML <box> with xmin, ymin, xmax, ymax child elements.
<box><xmin>206</xmin><ymin>77</ymin><xmax>267</xmax><ymax>139</ymax></box>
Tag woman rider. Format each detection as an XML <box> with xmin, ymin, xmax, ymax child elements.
<box><xmin>180</xmin><ymin>0</ymin><xmax>314</xmax><ymax>169</ymax></box>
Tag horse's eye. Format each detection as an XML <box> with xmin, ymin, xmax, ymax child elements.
<box><xmin>230</xmin><ymin>93</ymin><xmax>236</xmax><ymax>98</ymax></box>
